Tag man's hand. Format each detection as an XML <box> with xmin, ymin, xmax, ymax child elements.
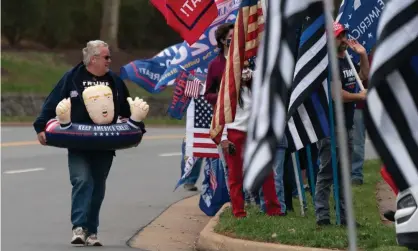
<box><xmin>37</xmin><ymin>131</ymin><xmax>47</xmax><ymax>145</ymax></box>
<box><xmin>220</xmin><ymin>140</ymin><xmax>235</xmax><ymax>155</ymax></box>
<box><xmin>347</xmin><ymin>39</ymin><xmax>366</xmax><ymax>55</ymax></box>
<box><xmin>359</xmin><ymin>89</ymin><xmax>368</xmax><ymax>100</ymax></box>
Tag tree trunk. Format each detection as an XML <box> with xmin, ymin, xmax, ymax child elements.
<box><xmin>100</xmin><ymin>0</ymin><xmax>121</xmax><ymax>52</ymax></box>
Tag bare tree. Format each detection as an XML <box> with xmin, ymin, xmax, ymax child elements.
<box><xmin>100</xmin><ymin>0</ymin><xmax>121</xmax><ymax>52</ymax></box>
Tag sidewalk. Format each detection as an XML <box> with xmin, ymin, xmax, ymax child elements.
<box><xmin>128</xmin><ymin>195</ymin><xmax>210</xmax><ymax>251</ymax></box>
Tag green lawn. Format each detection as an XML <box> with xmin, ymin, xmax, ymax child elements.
<box><xmin>215</xmin><ymin>160</ymin><xmax>407</xmax><ymax>251</ymax></box>
<box><xmin>1</xmin><ymin>51</ymin><xmax>174</xmax><ymax>98</ymax></box>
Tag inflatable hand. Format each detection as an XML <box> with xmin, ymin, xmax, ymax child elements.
<box><xmin>127</xmin><ymin>97</ymin><xmax>149</xmax><ymax>122</ymax></box>
<box><xmin>56</xmin><ymin>98</ymin><xmax>71</xmax><ymax>125</ymax></box>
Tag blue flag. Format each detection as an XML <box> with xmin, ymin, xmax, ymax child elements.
<box><xmin>119</xmin><ymin>59</ymin><xmax>167</xmax><ymax>93</ymax></box>
<box><xmin>153</xmin><ymin>0</ymin><xmax>242</xmax><ymax>91</ymax></box>
<box><xmin>336</xmin><ymin>0</ymin><xmax>386</xmax><ymax>64</ymax></box>
<box><xmin>152</xmin><ymin>43</ymin><xmax>183</xmax><ymax>68</ymax></box>
<box><xmin>199</xmin><ymin>158</ymin><xmax>230</xmax><ymax>216</ymax></box>
<box><xmin>167</xmin><ymin>69</ymin><xmax>193</xmax><ymax>119</ymax></box>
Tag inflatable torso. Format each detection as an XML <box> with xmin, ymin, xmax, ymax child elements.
<box><xmin>45</xmin><ymin>85</ymin><xmax>149</xmax><ymax>150</ymax></box>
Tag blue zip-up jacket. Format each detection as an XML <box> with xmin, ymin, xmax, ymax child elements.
<box><xmin>33</xmin><ymin>62</ymin><xmax>146</xmax><ymax>135</ymax></box>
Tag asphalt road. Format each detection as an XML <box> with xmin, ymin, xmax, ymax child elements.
<box><xmin>1</xmin><ymin>126</ymin><xmax>379</xmax><ymax>251</ymax></box>
<box><xmin>1</xmin><ymin>126</ymin><xmax>195</xmax><ymax>251</ymax></box>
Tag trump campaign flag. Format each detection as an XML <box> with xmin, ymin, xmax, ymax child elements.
<box><xmin>164</xmin><ymin>0</ymin><xmax>218</xmax><ymax>46</ymax></box>
<box><xmin>119</xmin><ymin>59</ymin><xmax>167</xmax><ymax>93</ymax></box>
<box><xmin>154</xmin><ymin>0</ymin><xmax>242</xmax><ymax>91</ymax></box>
<box><xmin>167</xmin><ymin>69</ymin><xmax>193</xmax><ymax>120</ymax></box>
<box><xmin>120</xmin><ymin>43</ymin><xmax>182</xmax><ymax>93</ymax></box>
<box><xmin>336</xmin><ymin>0</ymin><xmax>386</xmax><ymax>64</ymax></box>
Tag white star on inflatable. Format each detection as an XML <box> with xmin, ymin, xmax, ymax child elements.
<box><xmin>368</xmin><ymin>33</ymin><xmax>373</xmax><ymax>38</ymax></box>
<box><xmin>94</xmin><ymin>132</ymin><xmax>97</xmax><ymax>136</ymax></box>
<box><xmin>362</xmin><ymin>40</ymin><xmax>366</xmax><ymax>46</ymax></box>
<box><xmin>100</xmin><ymin>133</ymin><xmax>103</xmax><ymax>136</ymax></box>
<box><xmin>105</xmin><ymin>132</ymin><xmax>109</xmax><ymax>136</ymax></box>
<box><xmin>349</xmin><ymin>14</ymin><xmax>352</xmax><ymax>20</ymax></box>
<box><xmin>111</xmin><ymin>132</ymin><xmax>114</xmax><ymax>136</ymax></box>
<box><xmin>116</xmin><ymin>132</ymin><xmax>119</xmax><ymax>136</ymax></box>
<box><xmin>345</xmin><ymin>23</ymin><xmax>350</xmax><ymax>29</ymax></box>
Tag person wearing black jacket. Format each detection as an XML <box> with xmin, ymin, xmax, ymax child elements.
<box><xmin>33</xmin><ymin>40</ymin><xmax>145</xmax><ymax>246</ymax></box>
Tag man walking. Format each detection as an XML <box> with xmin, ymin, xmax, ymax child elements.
<box><xmin>33</xmin><ymin>40</ymin><xmax>145</xmax><ymax>245</ymax></box>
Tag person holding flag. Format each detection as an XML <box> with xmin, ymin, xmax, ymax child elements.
<box><xmin>314</xmin><ymin>22</ymin><xmax>369</xmax><ymax>226</ymax></box>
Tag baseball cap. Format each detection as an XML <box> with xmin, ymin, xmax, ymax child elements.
<box><xmin>333</xmin><ymin>22</ymin><xmax>347</xmax><ymax>37</ymax></box>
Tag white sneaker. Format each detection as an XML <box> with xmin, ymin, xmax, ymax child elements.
<box><xmin>86</xmin><ymin>234</ymin><xmax>103</xmax><ymax>246</ymax></box>
<box><xmin>71</xmin><ymin>227</ymin><xmax>86</xmax><ymax>245</ymax></box>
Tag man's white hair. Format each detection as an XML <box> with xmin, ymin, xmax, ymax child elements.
<box><xmin>82</xmin><ymin>40</ymin><xmax>108</xmax><ymax>65</ymax></box>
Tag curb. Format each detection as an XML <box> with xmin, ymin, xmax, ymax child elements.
<box><xmin>196</xmin><ymin>203</ymin><xmax>339</xmax><ymax>251</ymax></box>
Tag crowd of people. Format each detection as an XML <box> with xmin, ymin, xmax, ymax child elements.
<box><xmin>180</xmin><ymin>21</ymin><xmax>373</xmax><ymax>226</ymax></box>
<box><xmin>31</xmin><ymin>20</ymin><xmax>373</xmax><ymax>248</ymax></box>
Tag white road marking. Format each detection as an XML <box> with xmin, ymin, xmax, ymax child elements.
<box><xmin>159</xmin><ymin>152</ymin><xmax>182</xmax><ymax>157</ymax></box>
<box><xmin>3</xmin><ymin>168</ymin><xmax>45</xmax><ymax>174</ymax></box>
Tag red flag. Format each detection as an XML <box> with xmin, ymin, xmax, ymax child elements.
<box><xmin>210</xmin><ymin>0</ymin><xmax>264</xmax><ymax>144</ymax></box>
<box><xmin>165</xmin><ymin>0</ymin><xmax>218</xmax><ymax>45</ymax></box>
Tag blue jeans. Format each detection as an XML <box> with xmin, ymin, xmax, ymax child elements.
<box><xmin>68</xmin><ymin>150</ymin><xmax>113</xmax><ymax>234</ymax></box>
<box><xmin>352</xmin><ymin>109</ymin><xmax>365</xmax><ymax>181</ymax></box>
<box><xmin>260</xmin><ymin>137</ymin><xmax>288</xmax><ymax>214</ymax></box>
<box><xmin>181</xmin><ymin>139</ymin><xmax>202</xmax><ymax>184</ymax></box>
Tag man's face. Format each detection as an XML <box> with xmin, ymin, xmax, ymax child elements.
<box><xmin>336</xmin><ymin>31</ymin><xmax>348</xmax><ymax>53</ymax></box>
<box><xmin>82</xmin><ymin>85</ymin><xmax>115</xmax><ymax>125</ymax></box>
<box><xmin>93</xmin><ymin>46</ymin><xmax>111</xmax><ymax>73</ymax></box>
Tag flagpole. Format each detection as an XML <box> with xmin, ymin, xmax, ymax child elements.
<box><xmin>345</xmin><ymin>51</ymin><xmax>365</xmax><ymax>90</ymax></box>
<box><xmin>292</xmin><ymin>153</ymin><xmax>306</xmax><ymax>217</ymax></box>
<box><xmin>305</xmin><ymin>144</ymin><xmax>316</xmax><ymax>203</ymax></box>
<box><xmin>323</xmin><ymin>0</ymin><xmax>358</xmax><ymax>250</ymax></box>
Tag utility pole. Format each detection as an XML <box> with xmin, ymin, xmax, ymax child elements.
<box><xmin>100</xmin><ymin>0</ymin><xmax>121</xmax><ymax>52</ymax></box>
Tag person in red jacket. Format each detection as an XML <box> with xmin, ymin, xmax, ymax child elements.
<box><xmin>204</xmin><ymin>24</ymin><xmax>282</xmax><ymax>218</ymax></box>
<box><xmin>204</xmin><ymin>23</ymin><xmax>233</xmax><ymax>106</ymax></box>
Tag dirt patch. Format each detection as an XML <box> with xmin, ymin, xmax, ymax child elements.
<box><xmin>376</xmin><ymin>181</ymin><xmax>396</xmax><ymax>225</ymax></box>
<box><xmin>129</xmin><ymin>195</ymin><xmax>210</xmax><ymax>251</ymax></box>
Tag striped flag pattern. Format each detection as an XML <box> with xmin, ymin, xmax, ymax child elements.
<box><xmin>186</xmin><ymin>96</ymin><xmax>220</xmax><ymax>159</ymax></box>
<box><xmin>286</xmin><ymin>81</ymin><xmax>330</xmax><ymax>151</ymax></box>
<box><xmin>243</xmin><ymin>0</ymin><xmax>320</xmax><ymax>193</ymax></box>
<box><xmin>184</xmin><ymin>74</ymin><xmax>203</xmax><ymax>98</ymax></box>
<box><xmin>364</xmin><ymin>0</ymin><xmax>418</xmax><ymax>192</ymax></box>
<box><xmin>285</xmin><ymin>3</ymin><xmax>331</xmax><ymax>152</ymax></box>
<box><xmin>208</xmin><ymin>159</ymin><xmax>218</xmax><ymax>190</ymax></box>
<box><xmin>210</xmin><ymin>0</ymin><xmax>265</xmax><ymax>144</ymax></box>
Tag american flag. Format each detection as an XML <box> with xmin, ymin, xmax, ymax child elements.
<box><xmin>184</xmin><ymin>74</ymin><xmax>203</xmax><ymax>98</ymax></box>
<box><xmin>243</xmin><ymin>0</ymin><xmax>321</xmax><ymax>193</ymax></box>
<box><xmin>186</xmin><ymin>96</ymin><xmax>219</xmax><ymax>158</ymax></box>
<box><xmin>364</xmin><ymin>0</ymin><xmax>418</xmax><ymax>192</ymax></box>
<box><xmin>206</xmin><ymin>158</ymin><xmax>218</xmax><ymax>190</ymax></box>
<box><xmin>210</xmin><ymin>0</ymin><xmax>265</xmax><ymax>144</ymax></box>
